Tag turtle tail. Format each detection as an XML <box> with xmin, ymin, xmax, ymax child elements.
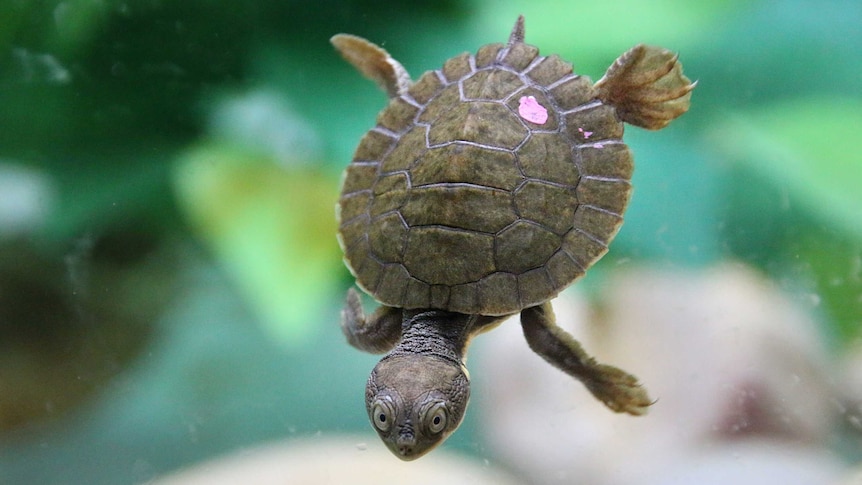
<box><xmin>508</xmin><ymin>15</ymin><xmax>526</xmax><ymax>44</ymax></box>
<box><xmin>331</xmin><ymin>33</ymin><xmax>412</xmax><ymax>98</ymax></box>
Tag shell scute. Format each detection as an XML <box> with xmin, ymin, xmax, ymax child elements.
<box><xmin>449</xmin><ymin>283</ymin><xmax>479</xmax><ymax>314</ymax></box>
<box><xmin>412</xmin><ymin>144</ymin><xmax>522</xmax><ymax>191</ymax></box>
<box><xmin>565</xmin><ymin>104</ymin><xmax>624</xmax><ymax>142</ymax></box>
<box><xmin>578</xmin><ymin>144</ymin><xmax>633</xmax><ymax>179</ymax></box>
<box><xmin>428</xmin><ymin>102</ymin><xmax>528</xmax><ymax>149</ymax></box>
<box><xmin>376</xmin><ymin>97</ymin><xmax>419</xmax><ymax>132</ymax></box>
<box><xmin>576</xmin><ymin>177</ymin><xmax>631</xmax><ymax>215</ymax></box>
<box><xmin>517</xmin><ymin>267</ymin><xmax>554</xmax><ymax>308</ymax></box>
<box><xmin>408</xmin><ymin>71</ymin><xmax>445</xmax><ymax>105</ymax></box>
<box><xmin>354</xmin><ymin>130</ymin><xmax>395</xmax><ymax>161</ymax></box>
<box><xmin>429</xmin><ymin>284</ymin><xmax>451</xmax><ymax>309</ymax></box>
<box><xmin>339</xmin><ymin>212</ymin><xmax>370</xmax><ymax>246</ymax></box>
<box><xmin>478</xmin><ymin>272</ymin><xmax>519</xmax><ymax>314</ymax></box>
<box><xmin>517</xmin><ymin>134</ymin><xmax>579</xmax><ymax>186</ymax></box>
<box><xmin>546</xmin><ymin>250</ymin><xmax>584</xmax><ymax>290</ymax></box>
<box><xmin>513</xmin><ymin>181</ymin><xmax>578</xmax><ymax>235</ymax></box>
<box><xmin>549</xmin><ymin>76</ymin><xmax>596</xmax><ymax>111</ymax></box>
<box><xmin>368</xmin><ymin>212</ymin><xmax>408</xmax><ymax>262</ymax></box>
<box><xmin>461</xmin><ymin>70</ymin><xmax>524</xmax><ymax>100</ymax></box>
<box><xmin>369</xmin><ymin>173</ymin><xmax>409</xmax><ymax>217</ymax></box>
<box><xmin>506</xmin><ymin>89</ymin><xmax>558</xmax><ymax>129</ymax></box>
<box><xmin>475</xmin><ymin>43</ymin><xmax>504</xmax><ymax>68</ymax></box>
<box><xmin>375</xmin><ymin>264</ymin><xmax>410</xmax><ymax>304</ymax></box>
<box><xmin>418</xmin><ymin>84</ymin><xmax>461</xmax><ymax>123</ymax></box>
<box><xmin>400</xmin><ymin>185</ymin><xmax>516</xmax><ymax>233</ymax></box>
<box><xmin>500</xmin><ymin>42</ymin><xmax>539</xmax><ymax>71</ymax></box>
<box><xmin>380</xmin><ymin>126</ymin><xmax>426</xmax><ymax>172</ymax></box>
<box><xmin>442</xmin><ymin>52</ymin><xmax>473</xmax><ymax>83</ymax></box>
<box><xmin>573</xmin><ymin>205</ymin><xmax>623</xmax><ymax>243</ymax></box>
<box><xmin>403</xmin><ymin>227</ymin><xmax>495</xmax><ymax>286</ymax></box>
<box><xmin>347</xmin><ymin>240</ymin><xmax>383</xmax><ymax>294</ymax></box>
<box><xmin>495</xmin><ymin>221</ymin><xmax>561</xmax><ymax>274</ymax></box>
<box><xmin>402</xmin><ymin>277</ymin><xmax>432</xmax><ymax>309</ymax></box>
<box><xmin>341</xmin><ymin>163</ymin><xmax>377</xmax><ymax>195</ymax></box>
<box><xmin>526</xmin><ymin>54</ymin><xmax>573</xmax><ymax>86</ymax></box>
<box><xmin>338</xmin><ymin>191</ymin><xmax>371</xmax><ymax>223</ymax></box>
<box><xmin>562</xmin><ymin>229</ymin><xmax>608</xmax><ymax>270</ymax></box>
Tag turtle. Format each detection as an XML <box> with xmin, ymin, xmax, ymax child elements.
<box><xmin>331</xmin><ymin>15</ymin><xmax>694</xmax><ymax>460</ymax></box>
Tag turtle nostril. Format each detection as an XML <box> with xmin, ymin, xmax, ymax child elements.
<box><xmin>399</xmin><ymin>445</ymin><xmax>413</xmax><ymax>456</ymax></box>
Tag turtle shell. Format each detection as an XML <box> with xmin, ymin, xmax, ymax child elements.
<box><xmin>337</xmin><ymin>39</ymin><xmax>633</xmax><ymax>316</ymax></box>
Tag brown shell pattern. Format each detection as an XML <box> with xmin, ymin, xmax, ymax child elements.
<box><xmin>337</xmin><ymin>41</ymin><xmax>634</xmax><ymax>316</ymax></box>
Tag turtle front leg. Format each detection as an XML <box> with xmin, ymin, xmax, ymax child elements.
<box><xmin>341</xmin><ymin>288</ymin><xmax>403</xmax><ymax>354</ymax></box>
<box><xmin>520</xmin><ymin>302</ymin><xmax>651</xmax><ymax>415</ymax></box>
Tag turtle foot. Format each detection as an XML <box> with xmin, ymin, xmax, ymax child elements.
<box><xmin>520</xmin><ymin>303</ymin><xmax>652</xmax><ymax>416</ymax></box>
<box><xmin>594</xmin><ymin>44</ymin><xmax>695</xmax><ymax>130</ymax></box>
<box><xmin>341</xmin><ymin>288</ymin><xmax>403</xmax><ymax>354</ymax></box>
<box><xmin>583</xmin><ymin>363</ymin><xmax>652</xmax><ymax>416</ymax></box>
<box><xmin>331</xmin><ymin>34</ymin><xmax>412</xmax><ymax>98</ymax></box>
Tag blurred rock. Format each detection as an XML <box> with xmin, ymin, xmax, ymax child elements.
<box><xmin>839</xmin><ymin>342</ymin><xmax>862</xmax><ymax>435</ymax></box>
<box><xmin>835</xmin><ymin>466</ymin><xmax>862</xmax><ymax>485</ymax></box>
<box><xmin>0</xmin><ymin>231</ymin><xmax>179</xmax><ymax>431</ymax></box>
<box><xmin>475</xmin><ymin>263</ymin><xmax>849</xmax><ymax>484</ymax></box>
<box><xmin>0</xmin><ymin>163</ymin><xmax>55</xmax><ymax>240</ymax></box>
<box><xmin>148</xmin><ymin>435</ymin><xmax>521</xmax><ymax>485</ymax></box>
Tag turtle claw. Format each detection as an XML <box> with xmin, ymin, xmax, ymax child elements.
<box><xmin>583</xmin><ymin>363</ymin><xmax>652</xmax><ymax>416</ymax></box>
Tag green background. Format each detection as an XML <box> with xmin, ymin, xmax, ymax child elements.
<box><xmin>0</xmin><ymin>0</ymin><xmax>859</xmax><ymax>483</ymax></box>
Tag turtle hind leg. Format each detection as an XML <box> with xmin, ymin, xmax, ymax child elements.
<box><xmin>330</xmin><ymin>34</ymin><xmax>412</xmax><ymax>98</ymax></box>
<box><xmin>594</xmin><ymin>44</ymin><xmax>695</xmax><ymax>130</ymax></box>
<box><xmin>519</xmin><ymin>302</ymin><xmax>652</xmax><ymax>416</ymax></box>
<box><xmin>341</xmin><ymin>287</ymin><xmax>403</xmax><ymax>354</ymax></box>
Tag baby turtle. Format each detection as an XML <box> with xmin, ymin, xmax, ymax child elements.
<box><xmin>332</xmin><ymin>16</ymin><xmax>693</xmax><ymax>460</ymax></box>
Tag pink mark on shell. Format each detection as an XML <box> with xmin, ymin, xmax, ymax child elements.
<box><xmin>518</xmin><ymin>96</ymin><xmax>548</xmax><ymax>125</ymax></box>
<box><xmin>578</xmin><ymin>127</ymin><xmax>593</xmax><ymax>139</ymax></box>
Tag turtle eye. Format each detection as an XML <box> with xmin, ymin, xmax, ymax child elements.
<box><xmin>371</xmin><ymin>399</ymin><xmax>394</xmax><ymax>432</ymax></box>
<box><xmin>422</xmin><ymin>402</ymin><xmax>448</xmax><ymax>434</ymax></box>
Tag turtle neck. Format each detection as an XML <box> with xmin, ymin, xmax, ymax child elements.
<box><xmin>383</xmin><ymin>309</ymin><xmax>473</xmax><ymax>366</ymax></box>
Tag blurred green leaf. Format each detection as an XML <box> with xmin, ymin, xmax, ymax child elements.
<box><xmin>173</xmin><ymin>143</ymin><xmax>343</xmax><ymax>346</ymax></box>
<box><xmin>710</xmin><ymin>96</ymin><xmax>862</xmax><ymax>344</ymax></box>
<box><xmin>472</xmin><ymin>0</ymin><xmax>740</xmax><ymax>77</ymax></box>
<box><xmin>615</xmin><ymin>129</ymin><xmax>722</xmax><ymax>265</ymax></box>
<box><xmin>711</xmin><ymin>96</ymin><xmax>862</xmax><ymax>240</ymax></box>
<box><xmin>797</xmin><ymin>229</ymin><xmax>862</xmax><ymax>343</ymax></box>
<box><xmin>0</xmin><ymin>0</ymin><xmax>26</xmax><ymax>51</ymax></box>
<box><xmin>686</xmin><ymin>0</ymin><xmax>862</xmax><ymax>111</ymax></box>
<box><xmin>36</xmin><ymin>150</ymin><xmax>179</xmax><ymax>243</ymax></box>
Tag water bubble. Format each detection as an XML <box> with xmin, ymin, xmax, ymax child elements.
<box><xmin>0</xmin><ymin>162</ymin><xmax>55</xmax><ymax>238</ymax></box>
<box><xmin>10</xmin><ymin>48</ymin><xmax>71</xmax><ymax>85</ymax></box>
<box><xmin>208</xmin><ymin>89</ymin><xmax>323</xmax><ymax>165</ymax></box>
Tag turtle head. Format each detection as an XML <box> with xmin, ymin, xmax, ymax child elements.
<box><xmin>365</xmin><ymin>354</ymin><xmax>470</xmax><ymax>460</ymax></box>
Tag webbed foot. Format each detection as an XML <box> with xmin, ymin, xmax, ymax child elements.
<box><xmin>520</xmin><ymin>302</ymin><xmax>652</xmax><ymax>416</ymax></box>
<box><xmin>594</xmin><ymin>44</ymin><xmax>695</xmax><ymax>130</ymax></box>
<box><xmin>580</xmin><ymin>362</ymin><xmax>651</xmax><ymax>416</ymax></box>
<box><xmin>330</xmin><ymin>34</ymin><xmax>412</xmax><ymax>98</ymax></box>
